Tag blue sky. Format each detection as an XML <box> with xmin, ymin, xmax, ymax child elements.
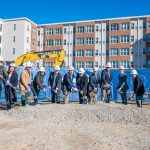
<box><xmin>0</xmin><ymin>0</ymin><xmax>150</xmax><ymax>24</ymax></box>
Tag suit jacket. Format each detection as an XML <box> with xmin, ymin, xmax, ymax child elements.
<box><xmin>76</xmin><ymin>74</ymin><xmax>88</xmax><ymax>96</ymax></box>
<box><xmin>133</xmin><ymin>75</ymin><xmax>145</xmax><ymax>96</ymax></box>
<box><xmin>88</xmin><ymin>73</ymin><xmax>101</xmax><ymax>91</ymax></box>
<box><xmin>101</xmin><ymin>69</ymin><xmax>112</xmax><ymax>87</ymax></box>
<box><xmin>8</xmin><ymin>71</ymin><xmax>18</xmax><ymax>87</ymax></box>
<box><xmin>48</xmin><ymin>72</ymin><xmax>62</xmax><ymax>91</ymax></box>
<box><xmin>117</xmin><ymin>73</ymin><xmax>129</xmax><ymax>91</ymax></box>
<box><xmin>19</xmin><ymin>69</ymin><xmax>31</xmax><ymax>91</ymax></box>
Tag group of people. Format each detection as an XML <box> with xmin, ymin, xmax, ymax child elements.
<box><xmin>0</xmin><ymin>56</ymin><xmax>145</xmax><ymax>110</ymax></box>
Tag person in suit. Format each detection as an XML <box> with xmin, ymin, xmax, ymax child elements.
<box><xmin>62</xmin><ymin>66</ymin><xmax>77</xmax><ymax>104</ymax></box>
<box><xmin>33</xmin><ymin>67</ymin><xmax>46</xmax><ymax>105</ymax></box>
<box><xmin>101</xmin><ymin>62</ymin><xmax>113</xmax><ymax>103</ymax></box>
<box><xmin>88</xmin><ymin>67</ymin><xmax>101</xmax><ymax>104</ymax></box>
<box><xmin>76</xmin><ymin>68</ymin><xmax>88</xmax><ymax>104</ymax></box>
<box><xmin>117</xmin><ymin>66</ymin><xmax>129</xmax><ymax>105</ymax></box>
<box><xmin>131</xmin><ymin>69</ymin><xmax>145</xmax><ymax>107</ymax></box>
<box><xmin>48</xmin><ymin>66</ymin><xmax>62</xmax><ymax>103</ymax></box>
<box><xmin>5</xmin><ymin>63</ymin><xmax>18</xmax><ymax>109</ymax></box>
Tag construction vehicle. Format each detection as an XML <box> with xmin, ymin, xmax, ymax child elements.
<box><xmin>14</xmin><ymin>49</ymin><xmax>65</xmax><ymax>67</ymax></box>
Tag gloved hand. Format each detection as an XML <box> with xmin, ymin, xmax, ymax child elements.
<box><xmin>13</xmin><ymin>86</ymin><xmax>16</xmax><ymax>90</ymax></box>
<box><xmin>64</xmin><ymin>92</ymin><xmax>68</xmax><ymax>96</ymax></box>
<box><xmin>43</xmin><ymin>88</ymin><xmax>46</xmax><ymax>92</ymax></box>
<box><xmin>94</xmin><ymin>88</ymin><xmax>98</xmax><ymax>93</ymax></box>
<box><xmin>80</xmin><ymin>90</ymin><xmax>83</xmax><ymax>96</ymax></box>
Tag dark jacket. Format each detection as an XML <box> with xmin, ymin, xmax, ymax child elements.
<box><xmin>117</xmin><ymin>73</ymin><xmax>129</xmax><ymax>91</ymax></box>
<box><xmin>76</xmin><ymin>74</ymin><xmax>88</xmax><ymax>96</ymax></box>
<box><xmin>33</xmin><ymin>72</ymin><xmax>44</xmax><ymax>90</ymax></box>
<box><xmin>8</xmin><ymin>71</ymin><xmax>18</xmax><ymax>87</ymax></box>
<box><xmin>133</xmin><ymin>75</ymin><xmax>145</xmax><ymax>96</ymax></box>
<box><xmin>0</xmin><ymin>65</ymin><xmax>8</xmax><ymax>86</ymax></box>
<box><xmin>63</xmin><ymin>72</ymin><xmax>75</xmax><ymax>92</ymax></box>
<box><xmin>48</xmin><ymin>72</ymin><xmax>62</xmax><ymax>91</ymax></box>
<box><xmin>88</xmin><ymin>73</ymin><xmax>101</xmax><ymax>92</ymax></box>
<box><xmin>101</xmin><ymin>69</ymin><xmax>112</xmax><ymax>87</ymax></box>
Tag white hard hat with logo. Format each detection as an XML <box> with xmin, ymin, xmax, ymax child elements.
<box><xmin>119</xmin><ymin>66</ymin><xmax>125</xmax><ymax>70</ymax></box>
<box><xmin>131</xmin><ymin>69</ymin><xmax>138</xmax><ymax>75</ymax></box>
<box><xmin>106</xmin><ymin>62</ymin><xmax>111</xmax><ymax>68</ymax></box>
<box><xmin>9</xmin><ymin>63</ymin><xmax>16</xmax><ymax>67</ymax></box>
<box><xmin>39</xmin><ymin>67</ymin><xmax>45</xmax><ymax>72</ymax></box>
<box><xmin>79</xmin><ymin>68</ymin><xmax>85</xmax><ymax>73</ymax></box>
<box><xmin>69</xmin><ymin>66</ymin><xmax>74</xmax><ymax>71</ymax></box>
<box><xmin>0</xmin><ymin>56</ymin><xmax>4</xmax><ymax>62</ymax></box>
<box><xmin>93</xmin><ymin>67</ymin><xmax>98</xmax><ymax>72</ymax></box>
<box><xmin>23</xmin><ymin>61</ymin><xmax>32</xmax><ymax>68</ymax></box>
<box><xmin>54</xmin><ymin>65</ymin><xmax>60</xmax><ymax>71</ymax></box>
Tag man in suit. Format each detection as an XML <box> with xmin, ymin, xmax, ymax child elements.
<box><xmin>63</xmin><ymin>66</ymin><xmax>76</xmax><ymax>104</ymax></box>
<box><xmin>88</xmin><ymin>67</ymin><xmax>101</xmax><ymax>104</ymax></box>
<box><xmin>117</xmin><ymin>66</ymin><xmax>129</xmax><ymax>105</ymax></box>
<box><xmin>101</xmin><ymin>62</ymin><xmax>113</xmax><ymax>103</ymax></box>
<box><xmin>48</xmin><ymin>66</ymin><xmax>62</xmax><ymax>103</ymax></box>
<box><xmin>76</xmin><ymin>68</ymin><xmax>88</xmax><ymax>104</ymax></box>
<box><xmin>131</xmin><ymin>69</ymin><xmax>145</xmax><ymax>107</ymax></box>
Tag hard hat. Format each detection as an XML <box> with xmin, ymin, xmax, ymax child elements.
<box><xmin>93</xmin><ymin>67</ymin><xmax>98</xmax><ymax>72</ymax></box>
<box><xmin>23</xmin><ymin>61</ymin><xmax>32</xmax><ymax>68</ymax></box>
<box><xmin>69</xmin><ymin>66</ymin><xmax>74</xmax><ymax>71</ymax></box>
<box><xmin>39</xmin><ymin>67</ymin><xmax>45</xmax><ymax>72</ymax></box>
<box><xmin>0</xmin><ymin>56</ymin><xmax>4</xmax><ymax>62</ymax></box>
<box><xmin>9</xmin><ymin>63</ymin><xmax>16</xmax><ymax>67</ymax></box>
<box><xmin>78</xmin><ymin>68</ymin><xmax>85</xmax><ymax>73</ymax></box>
<box><xmin>54</xmin><ymin>65</ymin><xmax>60</xmax><ymax>71</ymax></box>
<box><xmin>106</xmin><ymin>62</ymin><xmax>111</xmax><ymax>68</ymax></box>
<box><xmin>119</xmin><ymin>66</ymin><xmax>125</xmax><ymax>70</ymax></box>
<box><xmin>131</xmin><ymin>69</ymin><xmax>137</xmax><ymax>75</ymax></box>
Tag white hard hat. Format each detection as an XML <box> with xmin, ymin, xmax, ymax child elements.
<box><xmin>0</xmin><ymin>56</ymin><xmax>4</xmax><ymax>62</ymax></box>
<box><xmin>9</xmin><ymin>63</ymin><xmax>16</xmax><ymax>67</ymax></box>
<box><xmin>106</xmin><ymin>62</ymin><xmax>111</xmax><ymax>68</ymax></box>
<box><xmin>39</xmin><ymin>67</ymin><xmax>45</xmax><ymax>72</ymax></box>
<box><xmin>119</xmin><ymin>66</ymin><xmax>124</xmax><ymax>70</ymax></box>
<box><xmin>23</xmin><ymin>61</ymin><xmax>32</xmax><ymax>68</ymax></box>
<box><xmin>131</xmin><ymin>69</ymin><xmax>137</xmax><ymax>75</ymax></box>
<box><xmin>54</xmin><ymin>65</ymin><xmax>60</xmax><ymax>71</ymax></box>
<box><xmin>93</xmin><ymin>67</ymin><xmax>98</xmax><ymax>72</ymax></box>
<box><xmin>69</xmin><ymin>66</ymin><xmax>74</xmax><ymax>71</ymax></box>
<box><xmin>79</xmin><ymin>68</ymin><xmax>85</xmax><ymax>73</ymax></box>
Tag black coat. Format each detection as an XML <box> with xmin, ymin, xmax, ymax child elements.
<box><xmin>101</xmin><ymin>69</ymin><xmax>112</xmax><ymax>86</ymax></box>
<box><xmin>48</xmin><ymin>72</ymin><xmax>62</xmax><ymax>91</ymax></box>
<box><xmin>117</xmin><ymin>73</ymin><xmax>129</xmax><ymax>91</ymax></box>
<box><xmin>33</xmin><ymin>73</ymin><xmax>44</xmax><ymax>90</ymax></box>
<box><xmin>88</xmin><ymin>73</ymin><xmax>101</xmax><ymax>92</ymax></box>
<box><xmin>133</xmin><ymin>75</ymin><xmax>145</xmax><ymax>96</ymax></box>
<box><xmin>76</xmin><ymin>74</ymin><xmax>88</xmax><ymax>96</ymax></box>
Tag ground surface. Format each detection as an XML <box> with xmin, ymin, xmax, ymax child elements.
<box><xmin>0</xmin><ymin>101</ymin><xmax>150</xmax><ymax>150</ymax></box>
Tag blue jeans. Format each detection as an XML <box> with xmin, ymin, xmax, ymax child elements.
<box><xmin>136</xmin><ymin>95</ymin><xmax>143</xmax><ymax>107</ymax></box>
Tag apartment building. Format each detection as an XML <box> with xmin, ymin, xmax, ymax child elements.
<box><xmin>0</xmin><ymin>15</ymin><xmax>150</xmax><ymax>69</ymax></box>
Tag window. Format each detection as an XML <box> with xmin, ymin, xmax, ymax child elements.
<box><xmin>0</xmin><ymin>24</ymin><xmax>2</xmax><ymax>31</ymax></box>
<box><xmin>110</xmin><ymin>36</ymin><xmax>119</xmax><ymax>44</ymax></box>
<box><xmin>46</xmin><ymin>29</ymin><xmax>53</xmax><ymax>35</ymax></box>
<box><xmin>46</xmin><ymin>40</ymin><xmax>53</xmax><ymax>46</ymax></box>
<box><xmin>120</xmin><ymin>61</ymin><xmax>129</xmax><ymax>69</ymax></box>
<box><xmin>55</xmin><ymin>28</ymin><xmax>62</xmax><ymax>35</ymax></box>
<box><xmin>96</xmin><ymin>26</ymin><xmax>99</xmax><ymax>32</ymax></box>
<box><xmin>13</xmin><ymin>48</ymin><xmax>15</xmax><ymax>55</ymax></box>
<box><xmin>76</xmin><ymin>50</ymin><xmax>84</xmax><ymax>57</ymax></box>
<box><xmin>86</xmin><ymin>25</ymin><xmax>94</xmax><ymax>33</ymax></box>
<box><xmin>0</xmin><ymin>35</ymin><xmax>1</xmax><ymax>44</ymax></box>
<box><xmin>86</xmin><ymin>49</ymin><xmax>94</xmax><ymax>56</ymax></box>
<box><xmin>86</xmin><ymin>62</ymin><xmax>94</xmax><ymax>69</ymax></box>
<box><xmin>76</xmin><ymin>62</ymin><xmax>84</xmax><ymax>69</ymax></box>
<box><xmin>32</xmin><ymin>28</ymin><xmax>36</xmax><ymax>34</ymax></box>
<box><xmin>27</xmin><ymin>25</ymin><xmax>29</xmax><ymax>31</ymax></box>
<box><xmin>27</xmin><ymin>37</ymin><xmax>29</xmax><ymax>43</ymax></box>
<box><xmin>143</xmin><ymin>48</ymin><xmax>146</xmax><ymax>55</ymax></box>
<box><xmin>110</xmin><ymin>48</ymin><xmax>118</xmax><ymax>56</ymax></box>
<box><xmin>131</xmin><ymin>23</ymin><xmax>134</xmax><ymax>29</ymax></box>
<box><xmin>148</xmin><ymin>22</ymin><xmax>150</xmax><ymax>29</ymax></box>
<box><xmin>54</xmin><ymin>39</ymin><xmax>62</xmax><ymax>46</ymax></box>
<box><xmin>13</xmin><ymin>36</ymin><xmax>15</xmax><ymax>42</ymax></box>
<box><xmin>76</xmin><ymin>26</ymin><xmax>84</xmax><ymax>33</ymax></box>
<box><xmin>148</xmin><ymin>47</ymin><xmax>150</xmax><ymax>55</ymax></box>
<box><xmin>64</xmin><ymin>28</ymin><xmax>67</xmax><ymax>34</ymax></box>
<box><xmin>95</xmin><ymin>50</ymin><xmax>98</xmax><ymax>56</ymax></box>
<box><xmin>32</xmin><ymin>40</ymin><xmax>36</xmax><ymax>46</ymax></box>
<box><xmin>148</xmin><ymin>34</ymin><xmax>150</xmax><ymax>42</ymax></box>
<box><xmin>14</xmin><ymin>24</ymin><xmax>16</xmax><ymax>30</ymax></box>
<box><xmin>131</xmin><ymin>48</ymin><xmax>134</xmax><ymax>55</ymax></box>
<box><xmin>121</xmin><ymin>35</ymin><xmax>129</xmax><ymax>43</ymax></box>
<box><xmin>131</xmin><ymin>35</ymin><xmax>134</xmax><ymax>42</ymax></box>
<box><xmin>76</xmin><ymin>38</ymin><xmax>84</xmax><ymax>45</ymax></box>
<box><xmin>110</xmin><ymin>61</ymin><xmax>118</xmax><ymax>69</ymax></box>
<box><xmin>110</xmin><ymin>24</ymin><xmax>119</xmax><ymax>31</ymax></box>
<box><xmin>64</xmin><ymin>39</ymin><xmax>66</xmax><ymax>45</ymax></box>
<box><xmin>121</xmin><ymin>23</ymin><xmax>129</xmax><ymax>30</ymax></box>
<box><xmin>95</xmin><ymin>62</ymin><xmax>98</xmax><ymax>67</ymax></box>
<box><xmin>96</xmin><ymin>38</ymin><xmax>99</xmax><ymax>44</ymax></box>
<box><xmin>120</xmin><ymin>48</ymin><xmax>129</xmax><ymax>56</ymax></box>
<box><xmin>45</xmin><ymin>62</ymin><xmax>54</xmax><ymax>67</ymax></box>
<box><xmin>86</xmin><ymin>37</ymin><xmax>94</xmax><ymax>45</ymax></box>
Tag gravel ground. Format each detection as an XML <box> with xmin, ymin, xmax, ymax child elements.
<box><xmin>0</xmin><ymin>101</ymin><xmax>150</xmax><ymax>150</ymax></box>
